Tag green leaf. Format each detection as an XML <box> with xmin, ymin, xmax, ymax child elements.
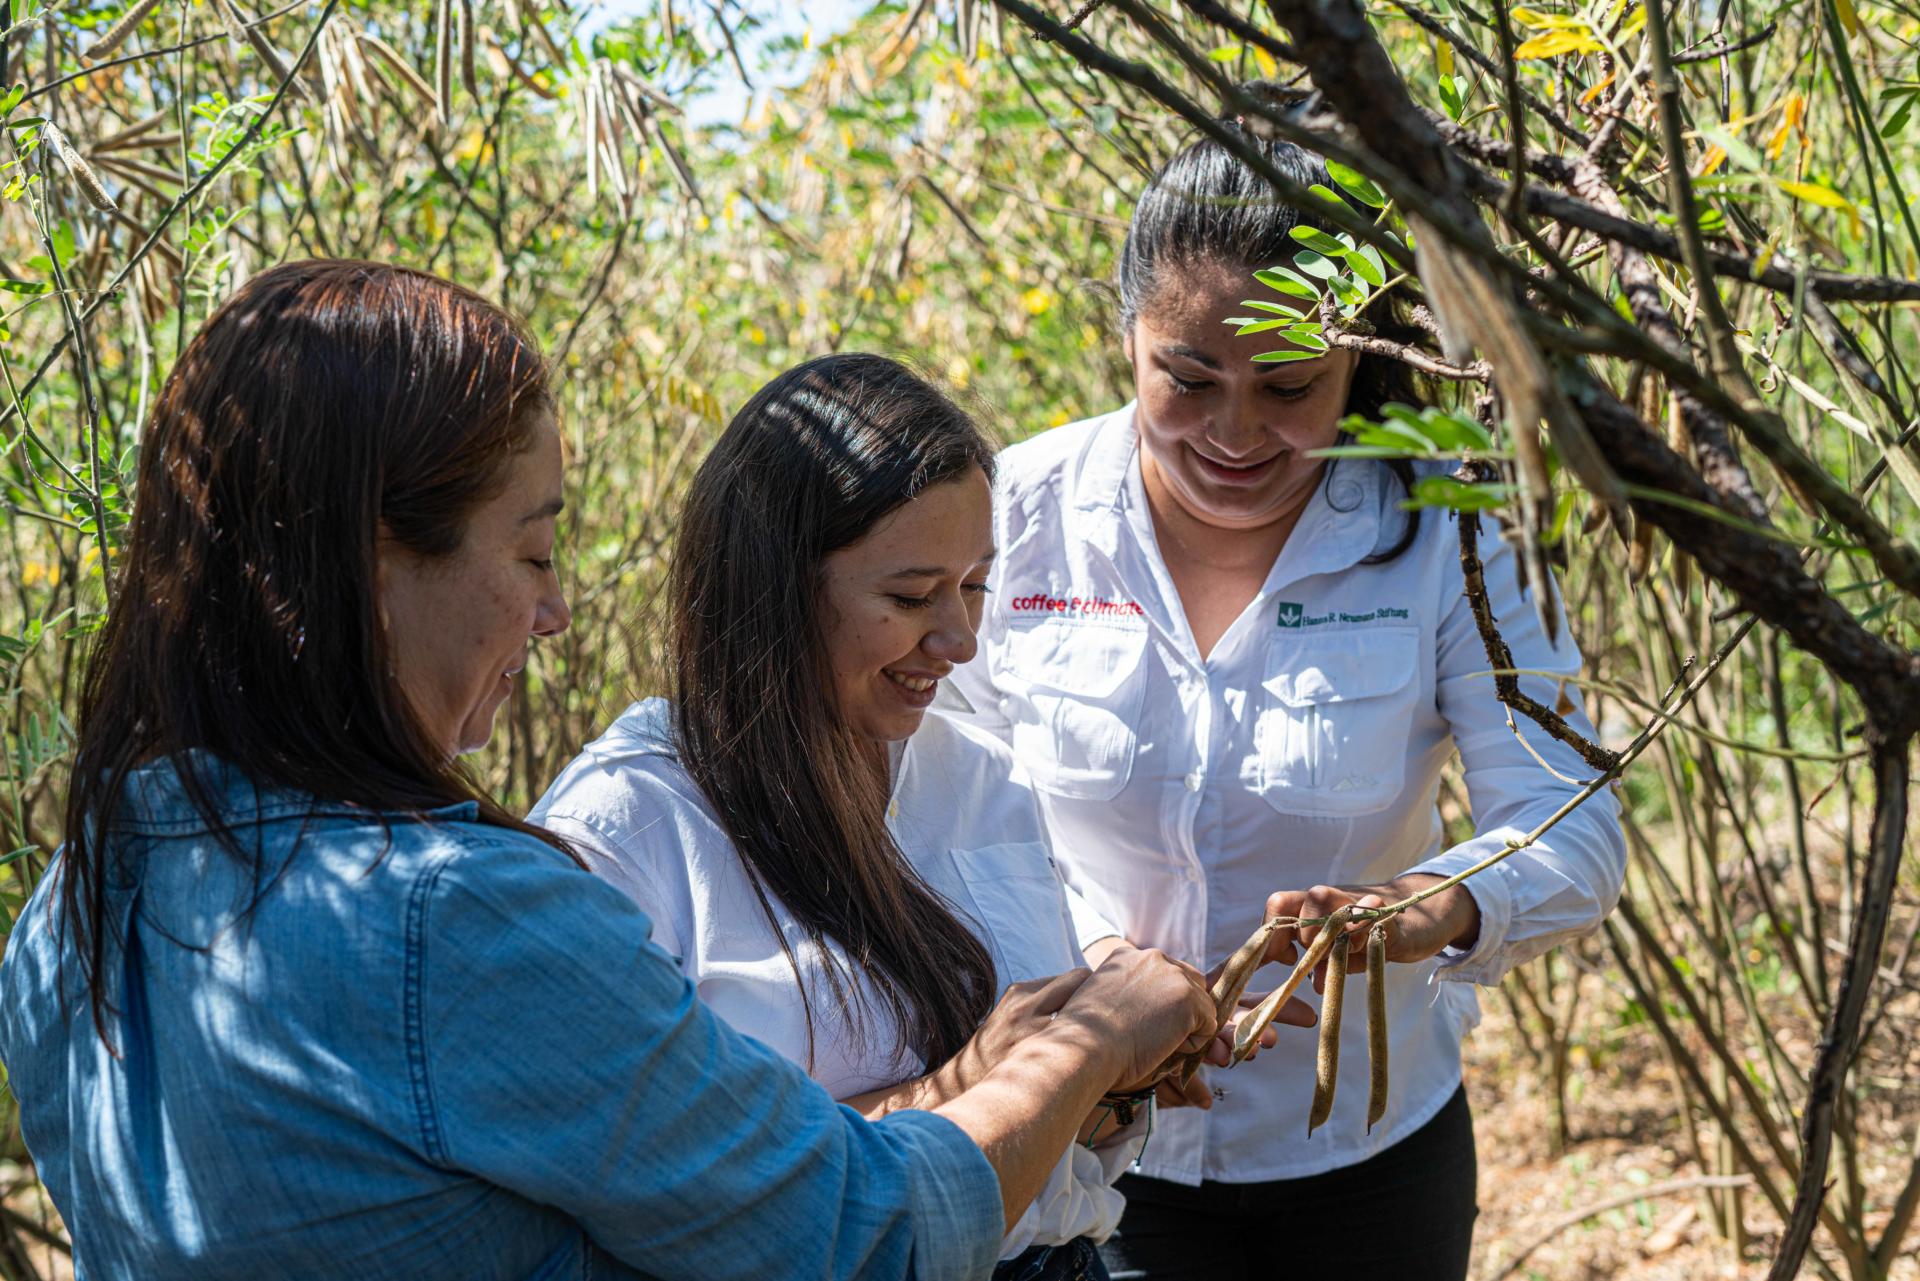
<box><xmin>1230</xmin><ymin>318</ymin><xmax>1293</xmax><ymax>335</ymax></box>
<box><xmin>1237</xmin><ymin>298</ymin><xmax>1306</xmax><ymax>316</ymax></box>
<box><xmin>1208</xmin><ymin>43</ymin><xmax>1243</xmax><ymax>61</ymax></box>
<box><xmin>1252</xmin><ymin>348</ymin><xmax>1323</xmax><ymax>362</ymax></box>
<box><xmin>1328</xmin><ymin>274</ymin><xmax>1367</xmax><ymax>307</ymax></box>
<box><xmin>0</xmin><ymin>277</ymin><xmax>48</xmax><ymax>295</ymax></box>
<box><xmin>1881</xmin><ymin>96</ymin><xmax>1914</xmax><ymax>138</ymax></box>
<box><xmin>1280</xmin><ymin>328</ymin><xmax>1329</xmax><ymax>352</ymax></box>
<box><xmin>1292</xmin><ymin>249</ymin><xmax>1340</xmax><ymax>279</ymax></box>
<box><xmin>1325</xmin><ymin>160</ymin><xmax>1387</xmax><ymax>208</ymax></box>
<box><xmin>1348</xmin><ymin>245</ymin><xmax>1386</xmax><ymax>286</ymax></box>
<box><xmin>1253</xmin><ymin>267</ymin><xmax>1319</xmax><ymax>298</ymax></box>
<box><xmin>1407</xmin><ymin>474</ymin><xmax>1511</xmax><ymax>511</ymax></box>
<box><xmin>1290</xmin><ymin>226</ymin><xmax>1347</xmax><ymax>256</ymax></box>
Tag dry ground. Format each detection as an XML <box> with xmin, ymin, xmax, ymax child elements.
<box><xmin>1463</xmin><ymin>984</ymin><xmax>1920</xmax><ymax>1281</ymax></box>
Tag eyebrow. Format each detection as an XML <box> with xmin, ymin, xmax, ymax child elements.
<box><xmin>883</xmin><ymin>550</ymin><xmax>997</xmax><ymax>580</ymax></box>
<box><xmin>522</xmin><ymin>497</ymin><xmax>565</xmax><ymax>523</ymax></box>
<box><xmin>1159</xmin><ymin>342</ymin><xmax>1330</xmax><ymax>375</ymax></box>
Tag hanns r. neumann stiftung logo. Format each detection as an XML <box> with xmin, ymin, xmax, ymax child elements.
<box><xmin>1276</xmin><ymin>600</ymin><xmax>1412</xmax><ymax>628</ymax></box>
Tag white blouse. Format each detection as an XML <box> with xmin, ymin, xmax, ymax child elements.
<box><xmin>945</xmin><ymin>404</ymin><xmax>1627</xmax><ymax>1186</ymax></box>
<box><xmin>530</xmin><ymin>698</ymin><xmax>1142</xmax><ymax>1259</ymax></box>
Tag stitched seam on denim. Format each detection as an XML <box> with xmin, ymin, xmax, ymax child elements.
<box><xmin>406</xmin><ymin>852</ymin><xmax>458</xmax><ymax>1166</ymax></box>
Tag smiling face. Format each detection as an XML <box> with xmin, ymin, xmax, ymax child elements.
<box><xmin>1125</xmin><ymin>256</ymin><xmax>1359</xmax><ymax>534</ymax></box>
<box><xmin>377</xmin><ymin>410</ymin><xmax>572</xmax><ymax>758</ymax></box>
<box><xmin>820</xmin><ymin>466</ymin><xmax>995</xmax><ymax>745</ymax></box>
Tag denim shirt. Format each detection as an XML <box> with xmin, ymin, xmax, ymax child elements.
<box><xmin>0</xmin><ymin>755</ymin><xmax>1002</xmax><ymax>1280</ymax></box>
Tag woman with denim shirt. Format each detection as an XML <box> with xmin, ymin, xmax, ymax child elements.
<box><xmin>0</xmin><ymin>260</ymin><xmax>1221</xmax><ymax>1281</ymax></box>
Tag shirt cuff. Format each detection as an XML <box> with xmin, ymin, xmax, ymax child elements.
<box><xmin>1407</xmin><ymin>835</ymin><xmax>1522</xmax><ymax>985</ymax></box>
<box><xmin>874</xmin><ymin>1108</ymin><xmax>1003</xmax><ymax>1281</ymax></box>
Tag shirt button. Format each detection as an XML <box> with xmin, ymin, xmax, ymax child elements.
<box><xmin>1184</xmin><ymin>771</ymin><xmax>1204</xmax><ymax>792</ymax></box>
<box><xmin>1185</xmin><ymin>868</ymin><xmax>1202</xmax><ymax>883</ymax></box>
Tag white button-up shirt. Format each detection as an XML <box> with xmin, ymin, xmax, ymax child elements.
<box><xmin>946</xmin><ymin>405</ymin><xmax>1626</xmax><ymax>1185</ymax></box>
<box><xmin>530</xmin><ymin>698</ymin><xmax>1142</xmax><ymax>1258</ymax></box>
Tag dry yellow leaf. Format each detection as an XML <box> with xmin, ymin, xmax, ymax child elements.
<box><xmin>1515</xmin><ymin>28</ymin><xmax>1604</xmax><ymax>57</ymax></box>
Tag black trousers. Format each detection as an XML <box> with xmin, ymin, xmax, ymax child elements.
<box><xmin>1099</xmin><ymin>1085</ymin><xmax>1478</xmax><ymax>1281</ymax></box>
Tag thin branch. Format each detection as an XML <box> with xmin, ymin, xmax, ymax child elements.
<box><xmin>1770</xmin><ymin>740</ymin><xmax>1913</xmax><ymax>1281</ymax></box>
<box><xmin>1457</xmin><ymin>498</ymin><xmax>1620</xmax><ymax>772</ymax></box>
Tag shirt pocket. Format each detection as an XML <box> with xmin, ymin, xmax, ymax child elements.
<box><xmin>1257</xmin><ymin>626</ymin><xmax>1421</xmax><ymax>817</ymax></box>
<box><xmin>998</xmin><ymin>619</ymin><xmax>1151</xmax><ymax>801</ymax></box>
<box><xmin>950</xmin><ymin>842</ymin><xmax>1081</xmax><ymax>986</ymax></box>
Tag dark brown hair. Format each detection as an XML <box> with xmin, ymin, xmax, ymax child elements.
<box><xmin>61</xmin><ymin>258</ymin><xmax>571</xmax><ymax>1045</ymax></box>
<box><xmin>670</xmin><ymin>353</ymin><xmax>999</xmax><ymax>1071</ymax></box>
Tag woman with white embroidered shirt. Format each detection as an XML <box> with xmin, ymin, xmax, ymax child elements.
<box><xmin>944</xmin><ymin>119</ymin><xmax>1627</xmax><ymax>1279</ymax></box>
<box><xmin>534</xmin><ymin>355</ymin><xmax>1284</xmax><ymax>1281</ymax></box>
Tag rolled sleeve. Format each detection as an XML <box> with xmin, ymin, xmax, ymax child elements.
<box><xmin>1421</xmin><ymin>517</ymin><xmax>1628</xmax><ymax>986</ymax></box>
<box><xmin>872</xmin><ymin>1110</ymin><xmax>1003</xmax><ymax>1281</ymax></box>
<box><xmin>1408</xmin><ymin>836</ymin><xmax>1519</xmax><ymax>983</ymax></box>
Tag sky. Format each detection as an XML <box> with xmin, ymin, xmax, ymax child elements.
<box><xmin>586</xmin><ymin>0</ymin><xmax>870</xmax><ymax>126</ymax></box>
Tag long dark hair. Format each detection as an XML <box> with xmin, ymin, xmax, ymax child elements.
<box><xmin>61</xmin><ymin>258</ymin><xmax>575</xmax><ymax>1046</ymax></box>
<box><xmin>1119</xmin><ymin>101</ymin><xmax>1425</xmax><ymax>561</ymax></box>
<box><xmin>670</xmin><ymin>353</ymin><xmax>999</xmax><ymax>1071</ymax></box>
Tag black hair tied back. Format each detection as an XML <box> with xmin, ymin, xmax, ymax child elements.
<box><xmin>1118</xmin><ymin>83</ymin><xmax>1428</xmax><ymax>563</ymax></box>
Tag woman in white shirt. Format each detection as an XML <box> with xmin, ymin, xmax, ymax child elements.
<box><xmin>944</xmin><ymin>117</ymin><xmax>1628</xmax><ymax>1279</ymax></box>
<box><xmin>534</xmin><ymin>354</ymin><xmax>1275</xmax><ymax>1281</ymax></box>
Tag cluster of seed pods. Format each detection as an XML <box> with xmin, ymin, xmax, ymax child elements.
<box><xmin>1155</xmin><ymin>906</ymin><xmax>1392</xmax><ymax>1134</ymax></box>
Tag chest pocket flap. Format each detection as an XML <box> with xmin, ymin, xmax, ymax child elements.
<box><xmin>1262</xmin><ymin>626</ymin><xmax>1419</xmax><ymax>706</ymax></box>
<box><xmin>997</xmin><ymin>619</ymin><xmax>1150</xmax><ymax>801</ymax></box>
<box><xmin>1002</xmin><ymin>617</ymin><xmax>1148</xmax><ymax>698</ymax></box>
<box><xmin>1259</xmin><ymin>626</ymin><xmax>1421</xmax><ymax>816</ymax></box>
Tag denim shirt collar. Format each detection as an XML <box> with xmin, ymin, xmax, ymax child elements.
<box><xmin>110</xmin><ymin>751</ymin><xmax>483</xmax><ymax>839</ymax></box>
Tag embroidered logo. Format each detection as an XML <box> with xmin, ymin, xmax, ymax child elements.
<box><xmin>1276</xmin><ymin>601</ymin><xmax>1412</xmax><ymax>628</ymax></box>
<box><xmin>1010</xmin><ymin>593</ymin><xmax>1145</xmax><ymax>619</ymax></box>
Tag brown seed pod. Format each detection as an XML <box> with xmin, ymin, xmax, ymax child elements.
<box><xmin>435</xmin><ymin>0</ymin><xmax>454</xmax><ymax>127</ymax></box>
<box><xmin>1308</xmin><ymin>925</ymin><xmax>1347</xmax><ymax>1135</ymax></box>
<box><xmin>459</xmin><ymin>0</ymin><xmax>480</xmax><ymax>100</ymax></box>
<box><xmin>43</xmin><ymin>122</ymin><xmax>117</xmax><ymax>212</ymax></box>
<box><xmin>1366</xmin><ymin>924</ymin><xmax>1389</xmax><ymax>1132</ymax></box>
<box><xmin>1231</xmin><ymin>908</ymin><xmax>1349</xmax><ymax>1063</ymax></box>
<box><xmin>1161</xmin><ymin>916</ymin><xmax>1285</xmax><ymax>1087</ymax></box>
<box><xmin>82</xmin><ymin>0</ymin><xmax>166</xmax><ymax>62</ymax></box>
<box><xmin>358</xmin><ymin>32</ymin><xmax>438</xmax><ymax>114</ymax></box>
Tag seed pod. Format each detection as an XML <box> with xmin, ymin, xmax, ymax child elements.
<box><xmin>1161</xmin><ymin>916</ymin><xmax>1284</xmax><ymax>1087</ymax></box>
<box><xmin>43</xmin><ymin>123</ymin><xmax>117</xmax><ymax>212</ymax></box>
<box><xmin>1366</xmin><ymin>924</ymin><xmax>1389</xmax><ymax>1132</ymax></box>
<box><xmin>458</xmin><ymin>0</ymin><xmax>480</xmax><ymax>100</ymax></box>
<box><xmin>359</xmin><ymin>32</ymin><xmax>439</xmax><ymax>113</ymax></box>
<box><xmin>82</xmin><ymin>0</ymin><xmax>166</xmax><ymax>62</ymax></box>
<box><xmin>93</xmin><ymin>109</ymin><xmax>171</xmax><ymax>151</ymax></box>
<box><xmin>1308</xmin><ymin>927</ymin><xmax>1346</xmax><ymax>1135</ymax></box>
<box><xmin>435</xmin><ymin>0</ymin><xmax>453</xmax><ymax>127</ymax></box>
<box><xmin>1231</xmin><ymin>908</ymin><xmax>1348</xmax><ymax>1063</ymax></box>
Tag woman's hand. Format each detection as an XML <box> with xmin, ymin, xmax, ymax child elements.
<box><xmin>943</xmin><ymin>970</ymin><xmax>1095</xmax><ymax>1095</ymax></box>
<box><xmin>1052</xmin><ymin>945</ymin><xmax>1217</xmax><ymax>1093</ymax></box>
<box><xmin>1263</xmin><ymin>875</ymin><xmax>1482</xmax><ymax>988</ymax></box>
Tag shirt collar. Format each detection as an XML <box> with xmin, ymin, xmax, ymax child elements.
<box><xmin>107</xmin><ymin>750</ymin><xmax>483</xmax><ymax>839</ymax></box>
<box><xmin>1070</xmin><ymin>404</ymin><xmax>1141</xmax><ymax>563</ymax></box>
<box><xmin>1075</xmin><ymin>401</ymin><xmax>1395</xmax><ymax>593</ymax></box>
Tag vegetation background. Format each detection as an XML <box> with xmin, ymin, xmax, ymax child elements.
<box><xmin>0</xmin><ymin>1</ymin><xmax>1915</xmax><ymax>1278</ymax></box>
